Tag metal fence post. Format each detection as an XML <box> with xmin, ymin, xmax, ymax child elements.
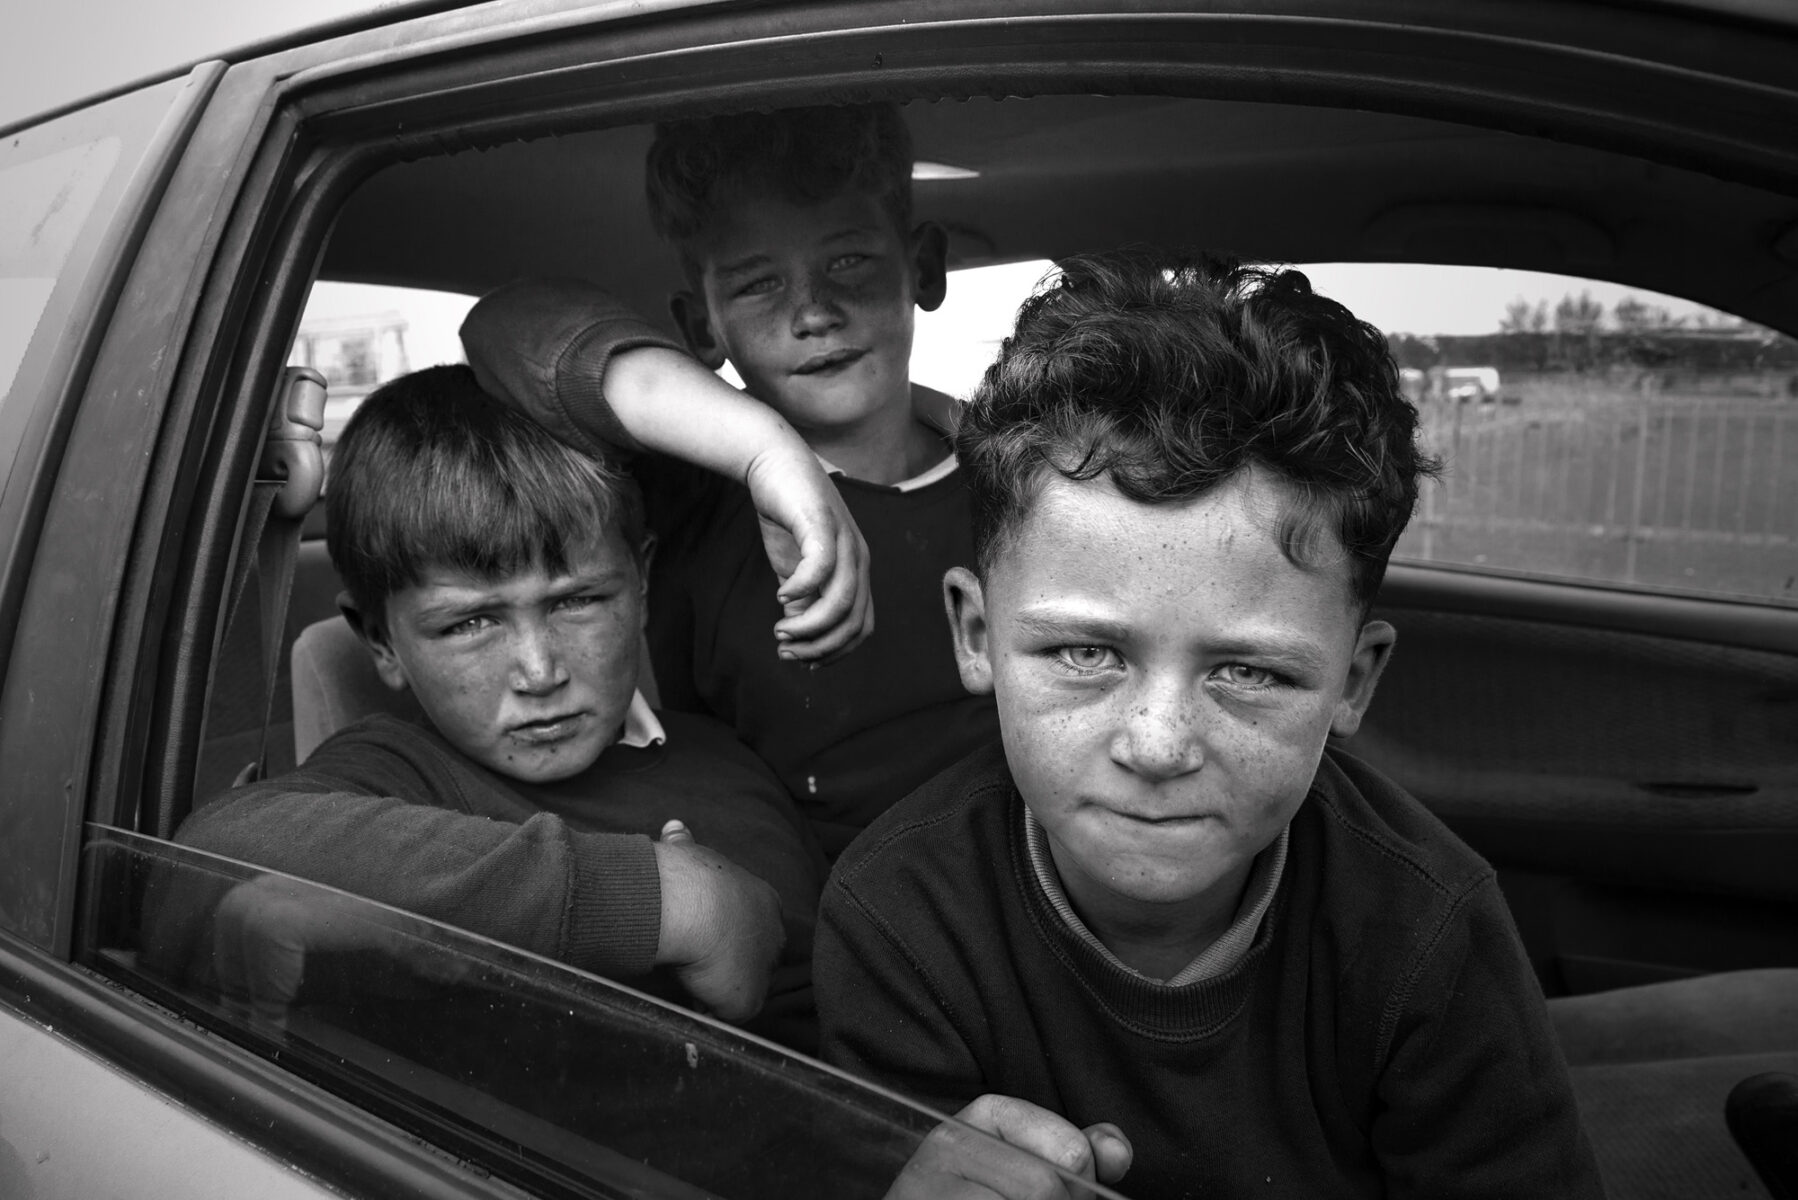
<box><xmin>1625</xmin><ymin>401</ymin><xmax>1650</xmax><ymax>583</ymax></box>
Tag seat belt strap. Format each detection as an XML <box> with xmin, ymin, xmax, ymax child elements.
<box><xmin>227</xmin><ymin>368</ymin><xmax>326</xmax><ymax>786</ymax></box>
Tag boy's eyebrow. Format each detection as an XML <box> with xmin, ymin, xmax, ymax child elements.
<box><xmin>1012</xmin><ymin>606</ymin><xmax>1333</xmax><ymax>667</ymax></box>
<box><xmin>1011</xmin><ymin>609</ymin><xmax>1134</xmax><ymax>645</ymax></box>
<box><xmin>405</xmin><ymin>567</ymin><xmax>632</xmax><ymax>623</ymax></box>
<box><xmin>714</xmin><ymin>252</ymin><xmax>772</xmax><ymax>280</ymax></box>
<box><xmin>713</xmin><ymin>225</ymin><xmax>885</xmax><ymax>280</ymax></box>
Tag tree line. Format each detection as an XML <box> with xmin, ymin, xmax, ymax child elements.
<box><xmin>1388</xmin><ymin>291</ymin><xmax>1798</xmax><ymax>374</ymax></box>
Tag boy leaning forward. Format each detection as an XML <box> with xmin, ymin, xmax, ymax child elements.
<box><xmin>818</xmin><ymin>252</ymin><xmax>1606</xmax><ymax>1200</ymax></box>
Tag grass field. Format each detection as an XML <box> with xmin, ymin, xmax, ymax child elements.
<box><xmin>1395</xmin><ymin>373</ymin><xmax>1798</xmax><ymax>606</ymax></box>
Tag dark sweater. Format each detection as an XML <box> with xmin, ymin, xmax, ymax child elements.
<box><xmin>147</xmin><ymin>711</ymin><xmax>826</xmax><ymax>1043</ymax></box>
<box><xmin>816</xmin><ymin>740</ymin><xmax>1606</xmax><ymax>1199</ymax></box>
<box><xmin>462</xmin><ymin>279</ymin><xmax>1000</xmax><ymax>856</ymax></box>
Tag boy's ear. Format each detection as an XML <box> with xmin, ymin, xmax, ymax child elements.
<box><xmin>909</xmin><ymin>221</ymin><xmax>949</xmax><ymax>313</ymax></box>
<box><xmin>942</xmin><ymin>566</ymin><xmax>995</xmax><ymax>695</ymax></box>
<box><xmin>668</xmin><ymin>291</ymin><xmax>728</xmax><ymax>370</ymax></box>
<box><xmin>636</xmin><ymin>533</ymin><xmax>657</xmax><ymax>629</ymax></box>
<box><xmin>339</xmin><ymin>594</ymin><xmax>410</xmax><ymax>694</ymax></box>
<box><xmin>1329</xmin><ymin>619</ymin><xmax>1396</xmax><ymax>739</ymax></box>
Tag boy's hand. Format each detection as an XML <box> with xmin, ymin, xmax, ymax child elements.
<box><xmin>887</xmin><ymin>1094</ymin><xmax>1133</xmax><ymax>1200</ymax></box>
<box><xmin>652</xmin><ymin>820</ymin><xmax>785</xmax><ymax>1021</ymax></box>
<box><xmin>744</xmin><ymin>440</ymin><xmax>873</xmax><ymax>664</ymax></box>
<box><xmin>601</xmin><ymin>347</ymin><xmax>874</xmax><ymax>663</ymax></box>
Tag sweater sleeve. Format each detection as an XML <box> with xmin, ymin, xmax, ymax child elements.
<box><xmin>1371</xmin><ymin>873</ymin><xmax>1606</xmax><ymax>1199</ymax></box>
<box><xmin>160</xmin><ymin>726</ymin><xmax>662</xmax><ymax>979</ymax></box>
<box><xmin>815</xmin><ymin>874</ymin><xmax>986</xmax><ymax>1117</ymax></box>
<box><xmin>459</xmin><ymin>277</ymin><xmax>687</xmax><ymax>458</ymax></box>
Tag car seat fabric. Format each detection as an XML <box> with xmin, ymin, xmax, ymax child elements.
<box><xmin>1549</xmin><ymin>970</ymin><xmax>1798</xmax><ymax>1200</ymax></box>
<box><xmin>292</xmin><ymin>616</ymin><xmax>425</xmax><ymax>762</ymax></box>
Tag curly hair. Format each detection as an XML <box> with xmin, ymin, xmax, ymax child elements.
<box><xmin>645</xmin><ymin>103</ymin><xmax>914</xmax><ymax>248</ymax></box>
<box><xmin>958</xmin><ymin>250</ymin><xmax>1439</xmax><ymax>610</ymax></box>
<box><xmin>327</xmin><ymin>365</ymin><xmax>645</xmax><ymax>623</ymax></box>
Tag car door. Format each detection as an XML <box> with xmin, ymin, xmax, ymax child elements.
<box><xmin>0</xmin><ymin>60</ymin><xmax>351</xmax><ymax>1200</ymax></box>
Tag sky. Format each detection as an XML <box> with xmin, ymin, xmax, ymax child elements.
<box><xmin>302</xmin><ymin>258</ymin><xmax>1740</xmax><ymax>406</ymax></box>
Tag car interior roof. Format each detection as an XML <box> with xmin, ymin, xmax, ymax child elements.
<box><xmin>320</xmin><ymin>93</ymin><xmax>1798</xmax><ymax>336</ymax></box>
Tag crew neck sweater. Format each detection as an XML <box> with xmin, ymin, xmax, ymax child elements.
<box><xmin>817</xmin><ymin>739</ymin><xmax>1604</xmax><ymax>1199</ymax></box>
<box><xmin>462</xmin><ymin>279</ymin><xmax>1001</xmax><ymax>856</ymax></box>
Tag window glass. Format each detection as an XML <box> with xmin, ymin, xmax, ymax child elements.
<box><xmin>82</xmin><ymin>826</ymin><xmax>1122</xmax><ymax>1199</ymax></box>
<box><xmin>288</xmin><ymin>282</ymin><xmax>476</xmax><ymax>453</ymax></box>
<box><xmin>0</xmin><ymin>136</ymin><xmax>121</xmax><ymax>403</ymax></box>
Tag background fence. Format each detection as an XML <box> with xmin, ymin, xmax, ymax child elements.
<box><xmin>1395</xmin><ymin>374</ymin><xmax>1798</xmax><ymax>604</ymax></box>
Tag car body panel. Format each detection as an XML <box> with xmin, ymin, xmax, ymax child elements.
<box><xmin>0</xmin><ymin>1001</ymin><xmax>341</xmax><ymax>1200</ymax></box>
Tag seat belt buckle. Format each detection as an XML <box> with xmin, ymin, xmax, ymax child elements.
<box><xmin>260</xmin><ymin>367</ymin><xmax>328</xmax><ymax>518</ymax></box>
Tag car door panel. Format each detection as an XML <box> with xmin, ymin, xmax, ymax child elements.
<box><xmin>1348</xmin><ymin>564</ymin><xmax>1798</xmax><ymax>994</ymax></box>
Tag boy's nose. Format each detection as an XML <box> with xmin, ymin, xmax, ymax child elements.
<box><xmin>1110</xmin><ymin>682</ymin><xmax>1206</xmax><ymax>782</ymax></box>
<box><xmin>790</xmin><ymin>275</ymin><xmax>846</xmax><ymax>336</ymax></box>
<box><xmin>510</xmin><ymin>627</ymin><xmax>569</xmax><ymax>694</ymax></box>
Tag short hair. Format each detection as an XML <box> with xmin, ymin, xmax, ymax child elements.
<box><xmin>958</xmin><ymin>250</ymin><xmax>1440</xmax><ymax>611</ymax></box>
<box><xmin>645</xmin><ymin>103</ymin><xmax>914</xmax><ymax>249</ymax></box>
<box><xmin>326</xmin><ymin>364</ymin><xmax>646</xmax><ymax>622</ymax></box>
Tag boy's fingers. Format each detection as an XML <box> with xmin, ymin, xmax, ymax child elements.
<box><xmin>1081</xmin><ymin>1124</ymin><xmax>1132</xmax><ymax>1185</ymax></box>
<box><xmin>774</xmin><ymin>524</ymin><xmax>873</xmax><ymax>656</ymax></box>
<box><xmin>776</xmin><ymin>586</ymin><xmax>873</xmax><ymax>662</ymax></box>
<box><xmin>774</xmin><ymin>521</ymin><xmax>836</xmax><ymax>604</ymax></box>
<box><xmin>974</xmin><ymin>1096</ymin><xmax>1096</xmax><ymax>1180</ymax></box>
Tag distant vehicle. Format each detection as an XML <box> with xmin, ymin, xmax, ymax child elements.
<box><xmin>1441</xmin><ymin>365</ymin><xmax>1507</xmax><ymax>403</ymax></box>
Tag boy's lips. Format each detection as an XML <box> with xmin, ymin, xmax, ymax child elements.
<box><xmin>508</xmin><ymin>712</ymin><xmax>589</xmax><ymax>745</ymax></box>
<box><xmin>792</xmin><ymin>347</ymin><xmax>867</xmax><ymax>375</ymax></box>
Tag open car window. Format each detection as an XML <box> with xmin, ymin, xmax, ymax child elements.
<box><xmin>919</xmin><ymin>260</ymin><xmax>1798</xmax><ymax>609</ymax></box>
<box><xmin>1316</xmin><ymin>264</ymin><xmax>1798</xmax><ymax>608</ymax></box>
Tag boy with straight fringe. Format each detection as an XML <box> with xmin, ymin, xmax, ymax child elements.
<box><xmin>149</xmin><ymin>365</ymin><xmax>827</xmax><ymax>1046</ymax></box>
<box><xmin>462</xmin><ymin>102</ymin><xmax>1000</xmax><ymax>858</ymax></box>
<box><xmin>817</xmin><ymin>252</ymin><xmax>1606</xmax><ymax>1199</ymax></box>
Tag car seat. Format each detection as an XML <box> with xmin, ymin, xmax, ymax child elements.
<box><xmin>1550</xmin><ymin>970</ymin><xmax>1798</xmax><ymax>1199</ymax></box>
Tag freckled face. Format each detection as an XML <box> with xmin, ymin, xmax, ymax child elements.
<box><xmin>693</xmin><ymin>189</ymin><xmax>919</xmax><ymax>435</ymax></box>
<box><xmin>946</xmin><ymin>471</ymin><xmax>1391</xmax><ymax>919</ymax></box>
<box><xmin>365</xmin><ymin>530</ymin><xmax>645</xmax><ymax>784</ymax></box>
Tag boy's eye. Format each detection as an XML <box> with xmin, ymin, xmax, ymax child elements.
<box><xmin>554</xmin><ymin>593</ymin><xmax>605</xmax><ymax>613</ymax></box>
<box><xmin>1055</xmin><ymin>645</ymin><xmax>1122</xmax><ymax>672</ymax></box>
<box><xmin>441</xmin><ymin>614</ymin><xmax>497</xmax><ymax>637</ymax></box>
<box><xmin>737</xmin><ymin>275</ymin><xmax>780</xmax><ymax>297</ymax></box>
<box><xmin>828</xmin><ymin>252</ymin><xmax>871</xmax><ymax>271</ymax></box>
<box><xmin>1213</xmin><ymin>663</ymin><xmax>1280</xmax><ymax>688</ymax></box>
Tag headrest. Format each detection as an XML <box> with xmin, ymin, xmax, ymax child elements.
<box><xmin>290</xmin><ymin>617</ymin><xmax>424</xmax><ymax>762</ymax></box>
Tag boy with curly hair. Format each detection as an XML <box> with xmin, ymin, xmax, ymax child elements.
<box><xmin>817</xmin><ymin>252</ymin><xmax>1604</xmax><ymax>1198</ymax></box>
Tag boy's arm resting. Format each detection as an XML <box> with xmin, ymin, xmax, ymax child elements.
<box><xmin>462</xmin><ymin>278</ymin><xmax>872</xmax><ymax>661</ymax></box>
<box><xmin>459</xmin><ymin>277</ymin><xmax>683</xmax><ymax>458</ymax></box>
<box><xmin>1372</xmin><ymin>874</ymin><xmax>1606</xmax><ymax>1199</ymax></box>
<box><xmin>815</xmin><ymin>877</ymin><xmax>987</xmax><ymax>1114</ymax></box>
<box><xmin>151</xmin><ymin>730</ymin><xmax>787</xmax><ymax>1021</ymax></box>
<box><xmin>167</xmin><ymin>774</ymin><xmax>663</xmax><ymax>978</ymax></box>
